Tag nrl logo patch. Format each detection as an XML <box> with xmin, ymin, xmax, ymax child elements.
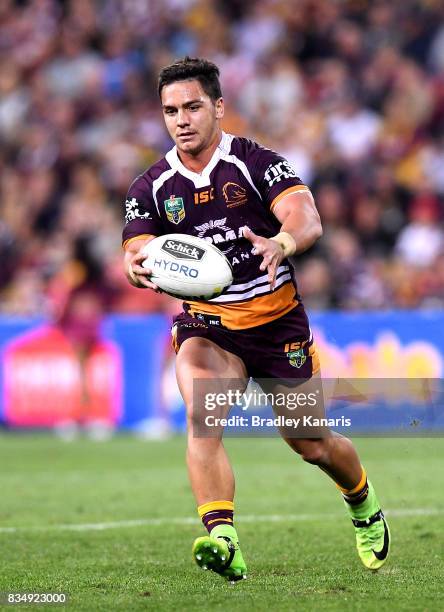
<box><xmin>164</xmin><ymin>195</ymin><xmax>185</xmax><ymax>224</ymax></box>
<box><xmin>287</xmin><ymin>348</ymin><xmax>307</xmax><ymax>369</ymax></box>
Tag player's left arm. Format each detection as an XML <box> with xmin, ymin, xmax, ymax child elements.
<box><xmin>243</xmin><ymin>191</ymin><xmax>322</xmax><ymax>288</ymax></box>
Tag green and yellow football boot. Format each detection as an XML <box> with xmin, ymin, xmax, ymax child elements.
<box><xmin>192</xmin><ymin>524</ymin><xmax>247</xmax><ymax>583</ymax></box>
<box><xmin>347</xmin><ymin>480</ymin><xmax>391</xmax><ymax>570</ymax></box>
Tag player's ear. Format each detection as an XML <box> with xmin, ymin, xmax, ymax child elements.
<box><xmin>215</xmin><ymin>97</ymin><xmax>224</xmax><ymax>120</ymax></box>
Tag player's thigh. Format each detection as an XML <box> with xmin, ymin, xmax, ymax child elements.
<box><xmin>176</xmin><ymin>336</ymin><xmax>248</xmax><ymax>431</ymax></box>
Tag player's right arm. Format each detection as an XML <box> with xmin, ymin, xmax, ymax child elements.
<box><xmin>123</xmin><ymin>235</ymin><xmax>160</xmax><ymax>290</ymax></box>
<box><xmin>122</xmin><ymin>174</ymin><xmax>164</xmax><ymax>291</ymax></box>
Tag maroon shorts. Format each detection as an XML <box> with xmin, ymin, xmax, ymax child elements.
<box><xmin>171</xmin><ymin>303</ymin><xmax>320</xmax><ymax>379</ymax></box>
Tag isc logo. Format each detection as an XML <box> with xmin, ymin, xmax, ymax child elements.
<box><xmin>194</xmin><ymin>188</ymin><xmax>215</xmax><ymax>205</ymax></box>
<box><xmin>284</xmin><ymin>341</ymin><xmax>307</xmax><ymax>353</ymax></box>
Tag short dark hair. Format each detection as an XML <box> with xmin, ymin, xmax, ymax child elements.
<box><xmin>158</xmin><ymin>56</ymin><xmax>222</xmax><ymax>101</ymax></box>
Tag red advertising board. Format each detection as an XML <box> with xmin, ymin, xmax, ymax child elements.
<box><xmin>3</xmin><ymin>325</ymin><xmax>122</xmax><ymax>427</ymax></box>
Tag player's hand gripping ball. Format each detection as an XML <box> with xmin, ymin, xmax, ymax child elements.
<box><xmin>141</xmin><ymin>234</ymin><xmax>233</xmax><ymax>300</ymax></box>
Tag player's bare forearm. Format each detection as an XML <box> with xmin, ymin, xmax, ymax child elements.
<box><xmin>123</xmin><ymin>235</ymin><xmax>160</xmax><ymax>290</ymax></box>
<box><xmin>274</xmin><ymin>191</ymin><xmax>323</xmax><ymax>255</ymax></box>
<box><xmin>243</xmin><ymin>191</ymin><xmax>322</xmax><ymax>289</ymax></box>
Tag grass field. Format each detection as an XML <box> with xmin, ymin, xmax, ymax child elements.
<box><xmin>0</xmin><ymin>434</ymin><xmax>443</xmax><ymax>611</ymax></box>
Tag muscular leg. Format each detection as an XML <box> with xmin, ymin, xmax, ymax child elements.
<box><xmin>283</xmin><ymin>433</ymin><xmax>362</xmax><ymax>490</ymax></box>
<box><xmin>175</xmin><ymin>337</ymin><xmax>248</xmax><ymax>505</ymax></box>
<box><xmin>275</xmin><ymin>376</ymin><xmax>390</xmax><ymax>570</ymax></box>
<box><xmin>265</xmin><ymin>376</ymin><xmax>362</xmax><ymax>488</ymax></box>
<box><xmin>178</xmin><ymin>337</ymin><xmax>249</xmax><ymax>581</ymax></box>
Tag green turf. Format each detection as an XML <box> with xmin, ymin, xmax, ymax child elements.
<box><xmin>0</xmin><ymin>434</ymin><xmax>443</xmax><ymax>611</ymax></box>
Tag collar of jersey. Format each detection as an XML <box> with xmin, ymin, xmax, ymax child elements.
<box><xmin>165</xmin><ymin>131</ymin><xmax>234</xmax><ymax>188</ymax></box>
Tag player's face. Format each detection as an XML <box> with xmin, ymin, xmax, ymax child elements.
<box><xmin>161</xmin><ymin>79</ymin><xmax>224</xmax><ymax>156</ymax></box>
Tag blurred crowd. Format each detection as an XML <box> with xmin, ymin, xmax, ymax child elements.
<box><xmin>1</xmin><ymin>0</ymin><xmax>444</xmax><ymax>318</ymax></box>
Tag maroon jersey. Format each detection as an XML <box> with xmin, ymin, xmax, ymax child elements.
<box><xmin>122</xmin><ymin>132</ymin><xmax>311</xmax><ymax>329</ymax></box>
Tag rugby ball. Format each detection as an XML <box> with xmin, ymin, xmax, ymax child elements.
<box><xmin>141</xmin><ymin>234</ymin><xmax>233</xmax><ymax>300</ymax></box>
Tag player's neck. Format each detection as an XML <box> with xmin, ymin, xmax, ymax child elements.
<box><xmin>177</xmin><ymin>130</ymin><xmax>222</xmax><ymax>174</ymax></box>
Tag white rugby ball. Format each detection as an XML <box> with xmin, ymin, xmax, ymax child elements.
<box><xmin>141</xmin><ymin>234</ymin><xmax>233</xmax><ymax>300</ymax></box>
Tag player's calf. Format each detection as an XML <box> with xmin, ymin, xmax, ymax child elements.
<box><xmin>283</xmin><ymin>436</ymin><xmax>390</xmax><ymax>569</ymax></box>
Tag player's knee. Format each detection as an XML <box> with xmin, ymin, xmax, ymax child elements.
<box><xmin>185</xmin><ymin>401</ymin><xmax>202</xmax><ymax>430</ymax></box>
<box><xmin>185</xmin><ymin>401</ymin><xmax>224</xmax><ymax>440</ymax></box>
<box><xmin>291</xmin><ymin>439</ymin><xmax>327</xmax><ymax>465</ymax></box>
<box><xmin>186</xmin><ymin>432</ymin><xmax>223</xmax><ymax>464</ymax></box>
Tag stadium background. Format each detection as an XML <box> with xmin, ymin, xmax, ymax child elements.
<box><xmin>0</xmin><ymin>0</ymin><xmax>443</xmax><ymax>431</ymax></box>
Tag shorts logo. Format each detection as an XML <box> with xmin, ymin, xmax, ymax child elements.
<box><xmin>164</xmin><ymin>195</ymin><xmax>185</xmax><ymax>224</ymax></box>
<box><xmin>223</xmin><ymin>182</ymin><xmax>248</xmax><ymax>208</ymax></box>
<box><xmin>182</xmin><ymin>322</ymin><xmax>207</xmax><ymax>329</ymax></box>
<box><xmin>265</xmin><ymin>160</ymin><xmax>298</xmax><ymax>187</ymax></box>
<box><xmin>195</xmin><ymin>312</ymin><xmax>222</xmax><ymax>326</ymax></box>
<box><xmin>125</xmin><ymin>197</ymin><xmax>151</xmax><ymax>223</ymax></box>
<box><xmin>287</xmin><ymin>348</ymin><xmax>306</xmax><ymax>369</ymax></box>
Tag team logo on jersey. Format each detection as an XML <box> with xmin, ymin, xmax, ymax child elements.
<box><xmin>223</xmin><ymin>182</ymin><xmax>248</xmax><ymax>208</ymax></box>
<box><xmin>125</xmin><ymin>197</ymin><xmax>151</xmax><ymax>223</ymax></box>
<box><xmin>164</xmin><ymin>195</ymin><xmax>185</xmax><ymax>224</ymax></box>
<box><xmin>287</xmin><ymin>348</ymin><xmax>306</xmax><ymax>369</ymax></box>
<box><xmin>265</xmin><ymin>160</ymin><xmax>298</xmax><ymax>187</ymax></box>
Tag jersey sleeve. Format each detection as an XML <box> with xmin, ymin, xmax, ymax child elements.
<box><xmin>122</xmin><ymin>174</ymin><xmax>164</xmax><ymax>247</ymax></box>
<box><xmin>248</xmin><ymin>144</ymin><xmax>310</xmax><ymax>212</ymax></box>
